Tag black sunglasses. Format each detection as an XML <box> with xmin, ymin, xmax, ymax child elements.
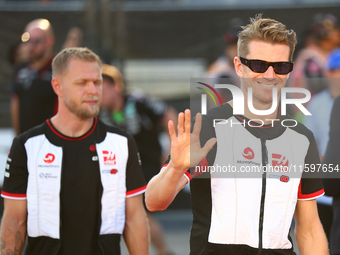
<box><xmin>239</xmin><ymin>57</ymin><xmax>293</xmax><ymax>75</ymax></box>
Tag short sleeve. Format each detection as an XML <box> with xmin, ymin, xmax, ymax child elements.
<box><xmin>297</xmin><ymin>132</ymin><xmax>324</xmax><ymax>200</ymax></box>
<box><xmin>125</xmin><ymin>134</ymin><xmax>147</xmax><ymax>198</ymax></box>
<box><xmin>1</xmin><ymin>136</ymin><xmax>28</xmax><ymax>200</ymax></box>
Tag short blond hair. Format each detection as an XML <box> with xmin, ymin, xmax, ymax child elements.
<box><xmin>52</xmin><ymin>47</ymin><xmax>101</xmax><ymax>78</ymax></box>
<box><xmin>238</xmin><ymin>14</ymin><xmax>297</xmax><ymax>61</ymax></box>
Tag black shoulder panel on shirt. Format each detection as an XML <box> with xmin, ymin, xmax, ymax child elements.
<box><xmin>205</xmin><ymin>103</ymin><xmax>234</xmax><ymax>121</ymax></box>
<box><xmin>18</xmin><ymin>122</ymin><xmax>47</xmax><ymax>144</ymax></box>
<box><xmin>96</xmin><ymin>119</ymin><xmax>131</xmax><ymax>143</ymax></box>
<box><xmin>285</xmin><ymin>116</ymin><xmax>315</xmax><ymax>143</ymax></box>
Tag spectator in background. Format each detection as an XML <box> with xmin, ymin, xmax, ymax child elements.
<box><xmin>322</xmin><ymin>48</ymin><xmax>340</xmax><ymax>255</ymax></box>
<box><xmin>303</xmin><ymin>48</ymin><xmax>340</xmax><ymax>241</ymax></box>
<box><xmin>10</xmin><ymin>18</ymin><xmax>57</xmax><ymax>135</ymax></box>
<box><xmin>7</xmin><ymin>41</ymin><xmax>29</xmax><ymax>67</ymax></box>
<box><xmin>304</xmin><ymin>48</ymin><xmax>340</xmax><ymax>161</ymax></box>
<box><xmin>62</xmin><ymin>27</ymin><xmax>83</xmax><ymax>49</ymax></box>
<box><xmin>290</xmin><ymin>13</ymin><xmax>340</xmax><ymax>97</ymax></box>
<box><xmin>323</xmin><ymin>94</ymin><xmax>340</xmax><ymax>255</ymax></box>
<box><xmin>206</xmin><ymin>20</ymin><xmax>242</xmax><ymax>102</ymax></box>
<box><xmin>99</xmin><ymin>64</ymin><xmax>177</xmax><ymax>255</ymax></box>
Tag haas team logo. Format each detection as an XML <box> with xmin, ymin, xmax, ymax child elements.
<box><xmin>272</xmin><ymin>153</ymin><xmax>289</xmax><ymax>171</ymax></box>
<box><xmin>242</xmin><ymin>147</ymin><xmax>254</xmax><ymax>160</ymax></box>
<box><xmin>43</xmin><ymin>153</ymin><xmax>55</xmax><ymax>164</ymax></box>
<box><xmin>102</xmin><ymin>151</ymin><xmax>116</xmax><ymax>165</ymax></box>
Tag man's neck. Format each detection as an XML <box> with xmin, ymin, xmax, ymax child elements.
<box><xmin>50</xmin><ymin>111</ymin><xmax>94</xmax><ymax>138</ymax></box>
<box><xmin>30</xmin><ymin>52</ymin><xmax>52</xmax><ymax>71</ymax></box>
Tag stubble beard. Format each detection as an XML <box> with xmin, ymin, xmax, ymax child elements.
<box><xmin>64</xmin><ymin>96</ymin><xmax>100</xmax><ymax>119</ymax></box>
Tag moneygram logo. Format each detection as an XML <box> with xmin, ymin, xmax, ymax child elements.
<box><xmin>242</xmin><ymin>147</ymin><xmax>254</xmax><ymax>160</ymax></box>
<box><xmin>43</xmin><ymin>153</ymin><xmax>55</xmax><ymax>164</ymax></box>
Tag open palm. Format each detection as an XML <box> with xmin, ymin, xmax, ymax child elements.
<box><xmin>168</xmin><ymin>109</ymin><xmax>216</xmax><ymax>175</ymax></box>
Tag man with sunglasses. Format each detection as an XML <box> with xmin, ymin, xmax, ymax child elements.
<box><xmin>10</xmin><ymin>19</ymin><xmax>57</xmax><ymax>135</ymax></box>
<box><xmin>146</xmin><ymin>14</ymin><xmax>328</xmax><ymax>255</ymax></box>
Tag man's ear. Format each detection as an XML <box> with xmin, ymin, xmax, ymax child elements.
<box><xmin>234</xmin><ymin>56</ymin><xmax>243</xmax><ymax>78</ymax></box>
<box><xmin>51</xmin><ymin>77</ymin><xmax>62</xmax><ymax>97</ymax></box>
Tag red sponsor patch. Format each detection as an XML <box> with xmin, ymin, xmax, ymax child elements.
<box><xmin>242</xmin><ymin>147</ymin><xmax>254</xmax><ymax>160</ymax></box>
<box><xmin>89</xmin><ymin>144</ymin><xmax>96</xmax><ymax>151</ymax></box>
<box><xmin>280</xmin><ymin>175</ymin><xmax>290</xmax><ymax>183</ymax></box>
<box><xmin>110</xmin><ymin>169</ymin><xmax>118</xmax><ymax>174</ymax></box>
<box><xmin>102</xmin><ymin>151</ymin><xmax>116</xmax><ymax>165</ymax></box>
<box><xmin>43</xmin><ymin>153</ymin><xmax>55</xmax><ymax>164</ymax></box>
<box><xmin>272</xmin><ymin>153</ymin><xmax>289</xmax><ymax>171</ymax></box>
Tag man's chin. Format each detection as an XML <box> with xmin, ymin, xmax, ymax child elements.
<box><xmin>73</xmin><ymin>106</ymin><xmax>100</xmax><ymax>119</ymax></box>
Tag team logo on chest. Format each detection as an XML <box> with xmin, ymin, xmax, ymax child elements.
<box><xmin>272</xmin><ymin>153</ymin><xmax>289</xmax><ymax>170</ymax></box>
<box><xmin>102</xmin><ymin>151</ymin><xmax>116</xmax><ymax>165</ymax></box>
<box><xmin>43</xmin><ymin>153</ymin><xmax>55</xmax><ymax>164</ymax></box>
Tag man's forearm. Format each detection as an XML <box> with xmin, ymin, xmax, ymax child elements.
<box><xmin>145</xmin><ymin>161</ymin><xmax>187</xmax><ymax>211</ymax></box>
<box><xmin>295</xmin><ymin>223</ymin><xmax>329</xmax><ymax>255</ymax></box>
<box><xmin>123</xmin><ymin>209</ymin><xmax>149</xmax><ymax>255</ymax></box>
<box><xmin>0</xmin><ymin>218</ymin><xmax>26</xmax><ymax>255</ymax></box>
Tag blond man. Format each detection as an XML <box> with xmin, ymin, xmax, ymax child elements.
<box><xmin>146</xmin><ymin>15</ymin><xmax>328</xmax><ymax>255</ymax></box>
<box><xmin>1</xmin><ymin>47</ymin><xmax>149</xmax><ymax>255</ymax></box>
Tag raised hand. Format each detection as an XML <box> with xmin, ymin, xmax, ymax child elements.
<box><xmin>168</xmin><ymin>109</ymin><xmax>216</xmax><ymax>175</ymax></box>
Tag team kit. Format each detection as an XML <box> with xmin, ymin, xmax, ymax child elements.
<box><xmin>0</xmin><ymin>15</ymin><xmax>334</xmax><ymax>255</ymax></box>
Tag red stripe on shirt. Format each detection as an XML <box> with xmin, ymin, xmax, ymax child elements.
<box><xmin>190</xmin><ymin>157</ymin><xmax>208</xmax><ymax>179</ymax></box>
<box><xmin>184</xmin><ymin>171</ymin><xmax>192</xmax><ymax>181</ymax></box>
<box><xmin>1</xmin><ymin>191</ymin><xmax>26</xmax><ymax>198</ymax></box>
<box><xmin>126</xmin><ymin>185</ymin><xmax>147</xmax><ymax>196</ymax></box>
<box><xmin>47</xmin><ymin>117</ymin><xmax>97</xmax><ymax>141</ymax></box>
<box><xmin>298</xmin><ymin>181</ymin><xmax>325</xmax><ymax>200</ymax></box>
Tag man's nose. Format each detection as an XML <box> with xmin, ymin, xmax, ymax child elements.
<box><xmin>262</xmin><ymin>66</ymin><xmax>276</xmax><ymax>79</ymax></box>
<box><xmin>87</xmin><ymin>82</ymin><xmax>98</xmax><ymax>94</ymax></box>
